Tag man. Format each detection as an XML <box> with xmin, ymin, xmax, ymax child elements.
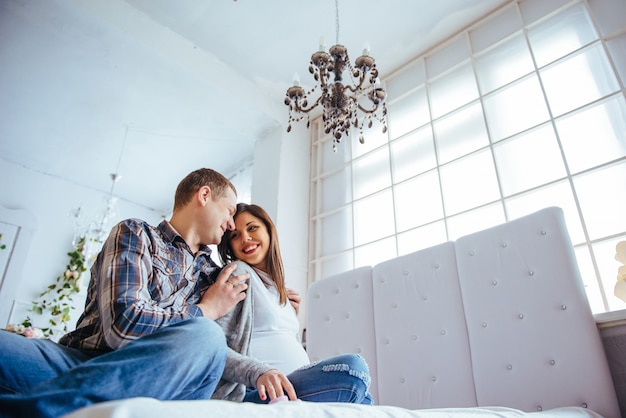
<box><xmin>0</xmin><ymin>168</ymin><xmax>249</xmax><ymax>418</ymax></box>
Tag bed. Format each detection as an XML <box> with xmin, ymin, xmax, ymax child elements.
<box><xmin>65</xmin><ymin>397</ymin><xmax>604</xmax><ymax>418</ymax></box>
<box><xmin>64</xmin><ymin>207</ymin><xmax>620</xmax><ymax>418</ymax></box>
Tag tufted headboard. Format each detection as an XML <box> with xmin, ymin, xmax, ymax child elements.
<box><xmin>306</xmin><ymin>207</ymin><xmax>620</xmax><ymax>418</ymax></box>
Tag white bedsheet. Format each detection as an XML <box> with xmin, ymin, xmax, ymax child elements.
<box><xmin>63</xmin><ymin>397</ymin><xmax>605</xmax><ymax>418</ymax></box>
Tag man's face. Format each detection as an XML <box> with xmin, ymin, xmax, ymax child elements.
<box><xmin>202</xmin><ymin>187</ymin><xmax>237</xmax><ymax>245</ymax></box>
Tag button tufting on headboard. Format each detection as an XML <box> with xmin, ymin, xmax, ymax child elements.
<box><xmin>306</xmin><ymin>207</ymin><xmax>620</xmax><ymax>417</ymax></box>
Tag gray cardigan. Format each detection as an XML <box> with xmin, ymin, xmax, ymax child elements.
<box><xmin>211</xmin><ymin>260</ymin><xmax>275</xmax><ymax>401</ymax></box>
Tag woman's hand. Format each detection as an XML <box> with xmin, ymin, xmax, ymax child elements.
<box><xmin>256</xmin><ymin>369</ymin><xmax>297</xmax><ymax>401</ymax></box>
<box><xmin>287</xmin><ymin>288</ymin><xmax>301</xmax><ymax>316</ymax></box>
<box><xmin>197</xmin><ymin>263</ymin><xmax>248</xmax><ymax>320</ymax></box>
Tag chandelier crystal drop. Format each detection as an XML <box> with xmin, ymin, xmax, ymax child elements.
<box><xmin>284</xmin><ymin>0</ymin><xmax>387</xmax><ymax>151</ymax></box>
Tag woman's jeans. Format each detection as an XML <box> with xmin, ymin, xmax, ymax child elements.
<box><xmin>0</xmin><ymin>318</ymin><xmax>227</xmax><ymax>418</ymax></box>
<box><xmin>243</xmin><ymin>353</ymin><xmax>374</xmax><ymax>405</ymax></box>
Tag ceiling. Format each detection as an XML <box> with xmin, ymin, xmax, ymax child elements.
<box><xmin>0</xmin><ymin>0</ymin><xmax>509</xmax><ymax>214</ymax></box>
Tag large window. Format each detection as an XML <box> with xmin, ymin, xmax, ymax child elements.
<box><xmin>308</xmin><ymin>0</ymin><xmax>626</xmax><ymax>315</ymax></box>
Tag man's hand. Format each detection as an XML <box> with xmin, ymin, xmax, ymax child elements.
<box><xmin>256</xmin><ymin>369</ymin><xmax>297</xmax><ymax>401</ymax></box>
<box><xmin>197</xmin><ymin>263</ymin><xmax>248</xmax><ymax>320</ymax></box>
<box><xmin>287</xmin><ymin>288</ymin><xmax>301</xmax><ymax>316</ymax></box>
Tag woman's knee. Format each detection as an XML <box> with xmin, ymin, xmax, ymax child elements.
<box><xmin>291</xmin><ymin>354</ymin><xmax>373</xmax><ymax>403</ymax></box>
<box><xmin>316</xmin><ymin>353</ymin><xmax>372</xmax><ymax>390</ymax></box>
<box><xmin>328</xmin><ymin>354</ymin><xmax>370</xmax><ymax>378</ymax></box>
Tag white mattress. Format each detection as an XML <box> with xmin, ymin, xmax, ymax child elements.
<box><xmin>63</xmin><ymin>397</ymin><xmax>606</xmax><ymax>418</ymax></box>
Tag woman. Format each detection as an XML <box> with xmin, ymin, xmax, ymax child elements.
<box><xmin>213</xmin><ymin>203</ymin><xmax>373</xmax><ymax>404</ymax></box>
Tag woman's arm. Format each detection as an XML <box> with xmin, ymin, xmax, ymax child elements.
<box><xmin>221</xmin><ymin>347</ymin><xmax>274</xmax><ymax>388</ymax></box>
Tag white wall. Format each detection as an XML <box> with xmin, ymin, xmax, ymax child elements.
<box><xmin>0</xmin><ymin>158</ymin><xmax>162</xmax><ymax>329</ymax></box>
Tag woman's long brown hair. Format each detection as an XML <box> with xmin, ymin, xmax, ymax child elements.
<box><xmin>217</xmin><ymin>203</ymin><xmax>287</xmax><ymax>305</ymax></box>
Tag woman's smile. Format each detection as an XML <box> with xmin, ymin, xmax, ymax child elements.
<box><xmin>242</xmin><ymin>243</ymin><xmax>260</xmax><ymax>255</ymax></box>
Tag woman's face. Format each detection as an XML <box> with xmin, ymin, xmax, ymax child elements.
<box><xmin>230</xmin><ymin>211</ymin><xmax>270</xmax><ymax>272</ymax></box>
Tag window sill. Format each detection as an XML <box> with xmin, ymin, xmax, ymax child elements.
<box><xmin>595</xmin><ymin>309</ymin><xmax>626</xmax><ymax>328</ymax></box>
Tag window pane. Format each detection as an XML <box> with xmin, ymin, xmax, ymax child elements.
<box><xmin>397</xmin><ymin>221</ymin><xmax>447</xmax><ymax>256</ymax></box>
<box><xmin>483</xmin><ymin>74</ymin><xmax>550</xmax><ymax>141</ymax></box>
<box><xmin>447</xmin><ymin>203</ymin><xmax>505</xmax><ymax>241</ymax></box>
<box><xmin>390</xmin><ymin>125</ymin><xmax>436</xmax><ymax>183</ymax></box>
<box><xmin>589</xmin><ymin>0</ymin><xmax>626</xmax><ymax>38</ymax></box>
<box><xmin>556</xmin><ymin>96</ymin><xmax>626</xmax><ymax>174</ymax></box>
<box><xmin>527</xmin><ymin>3</ymin><xmax>598</xmax><ymax>67</ymax></box>
<box><xmin>353</xmin><ymin>146</ymin><xmax>391</xmax><ymax>199</ymax></box>
<box><xmin>426</xmin><ymin>35</ymin><xmax>469</xmax><ymax>79</ymax></box>
<box><xmin>354</xmin><ymin>190</ymin><xmax>395</xmax><ymax>246</ymax></box>
<box><xmin>320</xmin><ymin>207</ymin><xmax>353</xmax><ymax>256</ymax></box>
<box><xmin>386</xmin><ymin>87</ymin><xmax>430</xmax><ymax>140</ymax></box>
<box><xmin>385</xmin><ymin>59</ymin><xmax>426</xmax><ymax>102</ymax></box>
<box><xmin>519</xmin><ymin>0</ymin><xmax>571</xmax><ymax>26</ymax></box>
<box><xmin>394</xmin><ymin>171</ymin><xmax>443</xmax><ymax>232</ymax></box>
<box><xmin>429</xmin><ymin>63</ymin><xmax>479</xmax><ymax>118</ymax></box>
<box><xmin>540</xmin><ymin>43</ymin><xmax>620</xmax><ymax>117</ymax></box>
<box><xmin>439</xmin><ymin>150</ymin><xmax>501</xmax><ymax>215</ymax></box>
<box><xmin>321</xmin><ymin>167</ymin><xmax>352</xmax><ymax>212</ymax></box>
<box><xmin>606</xmin><ymin>33</ymin><xmax>626</xmax><ymax>85</ymax></box>
<box><xmin>319</xmin><ymin>252</ymin><xmax>354</xmax><ymax>279</ymax></box>
<box><xmin>593</xmin><ymin>237</ymin><xmax>626</xmax><ymax>312</ymax></box>
<box><xmin>433</xmin><ymin>102</ymin><xmax>489</xmax><ymax>164</ymax></box>
<box><xmin>494</xmin><ymin>124</ymin><xmax>567</xmax><ymax>196</ymax></box>
<box><xmin>474</xmin><ymin>34</ymin><xmax>534</xmax><ymax>94</ymax></box>
<box><xmin>352</xmin><ymin>120</ymin><xmax>389</xmax><ymax>158</ymax></box>
<box><xmin>504</xmin><ymin>180</ymin><xmax>585</xmax><ymax>244</ymax></box>
<box><xmin>321</xmin><ymin>135</ymin><xmax>351</xmax><ymax>173</ymax></box>
<box><xmin>574</xmin><ymin>162</ymin><xmax>626</xmax><ymax>240</ymax></box>
<box><xmin>354</xmin><ymin>237</ymin><xmax>397</xmax><ymax>268</ymax></box>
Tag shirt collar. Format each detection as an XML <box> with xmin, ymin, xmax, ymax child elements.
<box><xmin>157</xmin><ymin>220</ymin><xmax>213</xmax><ymax>257</ymax></box>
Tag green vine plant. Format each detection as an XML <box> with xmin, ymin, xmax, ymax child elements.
<box><xmin>20</xmin><ymin>236</ymin><xmax>88</xmax><ymax>338</ymax></box>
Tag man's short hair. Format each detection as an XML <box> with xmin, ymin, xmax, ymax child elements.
<box><xmin>173</xmin><ymin>168</ymin><xmax>237</xmax><ymax>211</ymax></box>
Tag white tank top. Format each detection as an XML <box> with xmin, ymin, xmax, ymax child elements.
<box><xmin>248</xmin><ymin>269</ymin><xmax>310</xmax><ymax>375</ymax></box>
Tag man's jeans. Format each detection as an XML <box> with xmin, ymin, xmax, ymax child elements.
<box><xmin>243</xmin><ymin>353</ymin><xmax>374</xmax><ymax>404</ymax></box>
<box><xmin>0</xmin><ymin>318</ymin><xmax>227</xmax><ymax>418</ymax></box>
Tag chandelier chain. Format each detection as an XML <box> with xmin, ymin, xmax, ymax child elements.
<box><xmin>335</xmin><ymin>0</ymin><xmax>340</xmax><ymax>45</ymax></box>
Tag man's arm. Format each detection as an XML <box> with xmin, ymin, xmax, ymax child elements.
<box><xmin>95</xmin><ymin>220</ymin><xmax>209</xmax><ymax>348</ymax></box>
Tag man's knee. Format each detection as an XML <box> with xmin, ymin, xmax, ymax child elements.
<box><xmin>174</xmin><ymin>317</ymin><xmax>227</xmax><ymax>357</ymax></box>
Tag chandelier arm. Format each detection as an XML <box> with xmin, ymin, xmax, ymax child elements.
<box><xmin>344</xmin><ymin>73</ymin><xmax>368</xmax><ymax>94</ymax></box>
<box><xmin>294</xmin><ymin>96</ymin><xmax>324</xmax><ymax>114</ymax></box>
<box><xmin>343</xmin><ymin>84</ymin><xmax>359</xmax><ymax>94</ymax></box>
<box><xmin>356</xmin><ymin>103</ymin><xmax>381</xmax><ymax>114</ymax></box>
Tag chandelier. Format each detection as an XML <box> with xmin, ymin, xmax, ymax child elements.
<box><xmin>284</xmin><ymin>0</ymin><xmax>388</xmax><ymax>151</ymax></box>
